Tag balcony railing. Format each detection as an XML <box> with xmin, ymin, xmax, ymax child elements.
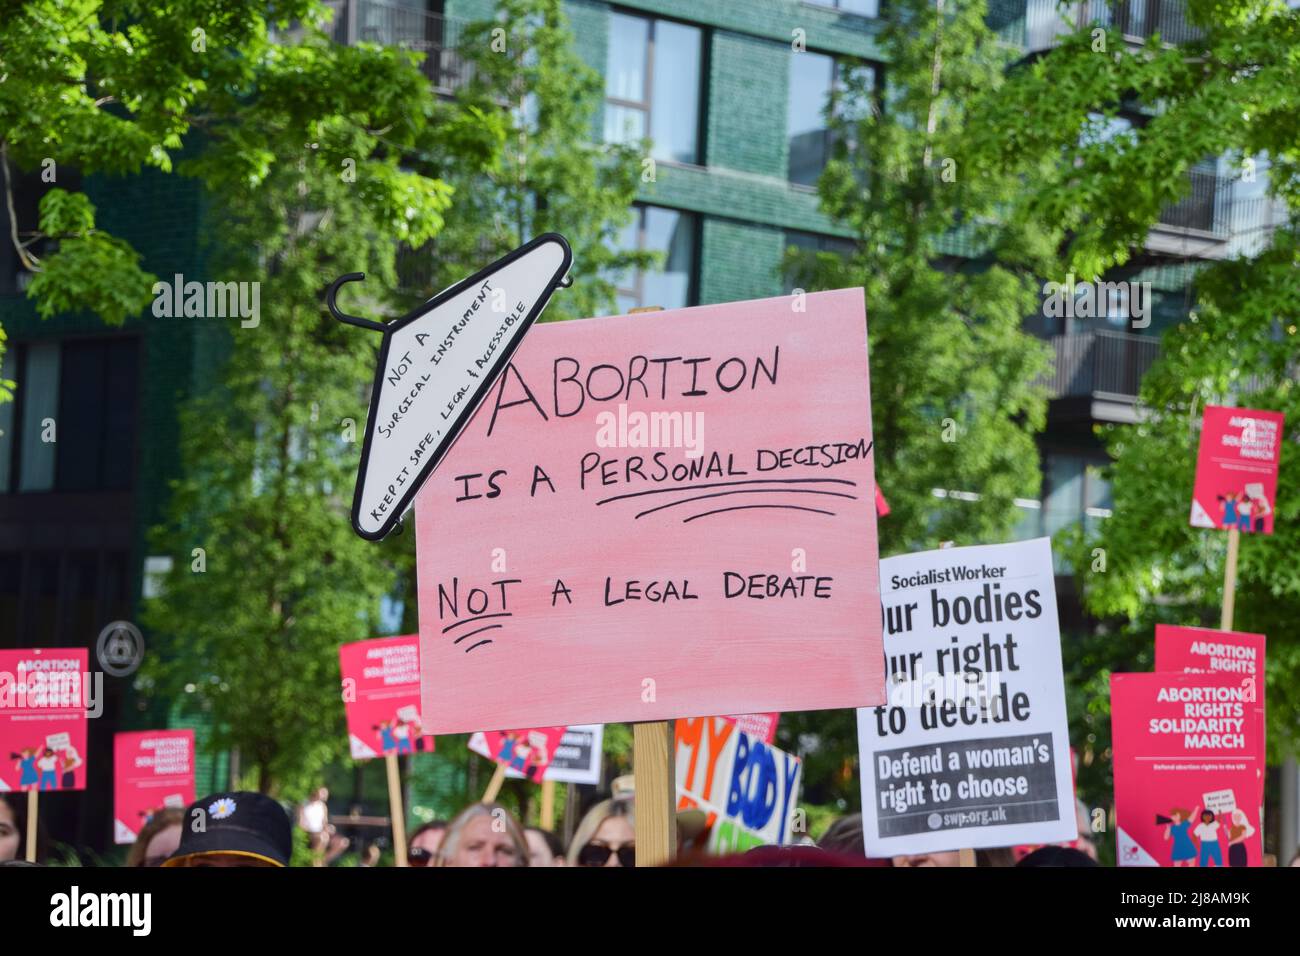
<box><xmin>1048</xmin><ymin>330</ymin><xmax>1161</xmax><ymax>399</ymax></box>
<box><xmin>1016</xmin><ymin>0</ymin><xmax>1204</xmax><ymax>50</ymax></box>
<box><xmin>1159</xmin><ymin>168</ymin><xmax>1229</xmax><ymax>234</ymax></box>
<box><xmin>282</xmin><ymin>0</ymin><xmax>473</xmax><ymax>95</ymax></box>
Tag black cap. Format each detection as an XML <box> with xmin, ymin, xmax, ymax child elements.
<box><xmin>163</xmin><ymin>791</ymin><xmax>293</xmax><ymax>868</ymax></box>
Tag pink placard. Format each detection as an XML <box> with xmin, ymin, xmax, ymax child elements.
<box><xmin>479</xmin><ymin>727</ymin><xmax>568</xmax><ymax>782</ymax></box>
<box><xmin>416</xmin><ymin>290</ymin><xmax>883</xmax><ymax>732</ymax></box>
<box><xmin>0</xmin><ymin>648</ymin><xmax>89</xmax><ymax>793</ymax></box>
<box><xmin>1155</xmin><ymin>624</ymin><xmax>1265</xmax><ymax>810</ymax></box>
<box><xmin>114</xmin><ymin>730</ymin><xmax>195</xmax><ymax>844</ymax></box>
<box><xmin>1189</xmin><ymin>405</ymin><xmax>1284</xmax><ymax>534</ymax></box>
<box><xmin>1111</xmin><ymin>672</ymin><xmax>1262</xmax><ymax>867</ymax></box>
<box><xmin>339</xmin><ymin>635</ymin><xmax>436</xmax><ymax>759</ymax></box>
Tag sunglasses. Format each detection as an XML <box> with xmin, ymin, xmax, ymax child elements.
<box><xmin>408</xmin><ymin>847</ymin><xmax>434</xmax><ymax>866</ymax></box>
<box><xmin>577</xmin><ymin>842</ymin><xmax>635</xmax><ymax>868</ymax></box>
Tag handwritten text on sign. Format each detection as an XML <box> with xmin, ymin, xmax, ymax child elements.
<box><xmin>416</xmin><ymin>290</ymin><xmax>883</xmax><ymax>732</ymax></box>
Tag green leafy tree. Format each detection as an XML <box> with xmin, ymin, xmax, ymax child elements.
<box><xmin>0</xmin><ymin>1</ymin><xmax>353</xmax><ymax>328</ymax></box>
<box><xmin>139</xmin><ymin>25</ymin><xmax>503</xmax><ymax>796</ymax></box>
<box><xmin>779</xmin><ymin>0</ymin><xmax>1058</xmax><ymax>810</ymax></box>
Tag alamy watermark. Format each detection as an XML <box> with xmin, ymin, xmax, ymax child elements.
<box><xmin>1042</xmin><ymin>273</ymin><xmax>1150</xmax><ymax>329</ymax></box>
<box><xmin>151</xmin><ymin>273</ymin><xmax>260</xmax><ymax>328</ymax></box>
<box><xmin>594</xmin><ymin>403</ymin><xmax>705</xmax><ymax>459</ymax></box>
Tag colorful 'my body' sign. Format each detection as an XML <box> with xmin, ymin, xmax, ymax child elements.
<box><xmin>1189</xmin><ymin>405</ymin><xmax>1285</xmax><ymax>534</ymax></box>
<box><xmin>676</xmin><ymin>715</ymin><xmax>803</xmax><ymax>852</ymax></box>
<box><xmin>415</xmin><ymin>290</ymin><xmax>882</xmax><ymax>732</ymax></box>
<box><xmin>0</xmin><ymin>648</ymin><xmax>89</xmax><ymax>793</ymax></box>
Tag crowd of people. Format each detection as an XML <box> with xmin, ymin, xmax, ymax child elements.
<box><xmin>4</xmin><ymin>786</ymin><xmax>1298</xmax><ymax>868</ymax></box>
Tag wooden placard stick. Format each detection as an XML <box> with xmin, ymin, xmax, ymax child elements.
<box><xmin>633</xmin><ymin>720</ymin><xmax>677</xmax><ymax>867</ymax></box>
<box><xmin>1221</xmin><ymin>527</ymin><xmax>1240</xmax><ymax>631</ymax></box>
<box><xmin>481</xmin><ymin>762</ymin><xmax>507</xmax><ymax>803</ymax></box>
<box><xmin>26</xmin><ymin>790</ymin><xmax>38</xmax><ymax>863</ymax></box>
<box><xmin>540</xmin><ymin>779</ymin><xmax>556</xmax><ymax>830</ymax></box>
<box><xmin>385</xmin><ymin>752</ymin><xmax>408</xmax><ymax>867</ymax></box>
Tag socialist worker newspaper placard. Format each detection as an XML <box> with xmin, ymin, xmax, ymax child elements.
<box><xmin>857</xmin><ymin>538</ymin><xmax>1075</xmax><ymax>855</ymax></box>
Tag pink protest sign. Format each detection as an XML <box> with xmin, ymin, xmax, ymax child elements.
<box><xmin>415</xmin><ymin>289</ymin><xmax>882</xmax><ymax>732</ymax></box>
<box><xmin>1155</xmin><ymin>624</ymin><xmax>1265</xmax><ymax>810</ymax></box>
<box><xmin>339</xmin><ymin>635</ymin><xmax>436</xmax><ymax>759</ymax></box>
<box><xmin>0</xmin><ymin>648</ymin><xmax>89</xmax><ymax>793</ymax></box>
<box><xmin>1189</xmin><ymin>405</ymin><xmax>1285</xmax><ymax>534</ymax></box>
<box><xmin>1111</xmin><ymin>672</ymin><xmax>1262</xmax><ymax>867</ymax></box>
<box><xmin>114</xmin><ymin>730</ymin><xmax>195</xmax><ymax>844</ymax></box>
<box><xmin>479</xmin><ymin>727</ymin><xmax>568</xmax><ymax>781</ymax></box>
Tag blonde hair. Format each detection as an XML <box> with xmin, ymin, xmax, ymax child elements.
<box><xmin>125</xmin><ymin>808</ymin><xmax>184</xmax><ymax>867</ymax></box>
<box><xmin>566</xmin><ymin>797</ymin><xmax>635</xmax><ymax>866</ymax></box>
<box><xmin>435</xmin><ymin>803</ymin><xmax>529</xmax><ymax>867</ymax></box>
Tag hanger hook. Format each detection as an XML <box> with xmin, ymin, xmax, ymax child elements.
<box><xmin>327</xmin><ymin>272</ymin><xmax>388</xmax><ymax>333</ymax></box>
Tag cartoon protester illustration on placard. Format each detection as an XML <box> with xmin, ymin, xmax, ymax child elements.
<box><xmin>1194</xmin><ymin>808</ymin><xmax>1223</xmax><ymax>867</ymax></box>
<box><xmin>36</xmin><ymin>747</ymin><xmax>61</xmax><ymax>791</ymax></box>
<box><xmin>1160</xmin><ymin>806</ymin><xmax>1198</xmax><ymax>867</ymax></box>
<box><xmin>1226</xmin><ymin>808</ymin><xmax>1255</xmax><ymax>867</ymax></box>
<box><xmin>60</xmin><ymin>742</ymin><xmax>82</xmax><ymax>789</ymax></box>
<box><xmin>1217</xmin><ymin>492</ymin><xmax>1243</xmax><ymax>531</ymax></box>
<box><xmin>374</xmin><ymin>720</ymin><xmax>398</xmax><ymax>755</ymax></box>
<box><xmin>1244</xmin><ymin>482</ymin><xmax>1272</xmax><ymax>533</ymax></box>
<box><xmin>13</xmin><ymin>747</ymin><xmax>40</xmax><ymax>792</ymax></box>
<box><xmin>1217</xmin><ymin>485</ymin><xmax>1273</xmax><ymax>533</ymax></box>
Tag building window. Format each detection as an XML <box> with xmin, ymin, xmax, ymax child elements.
<box><xmin>787</xmin><ymin>52</ymin><xmax>875</xmax><ymax>186</ymax></box>
<box><xmin>804</xmin><ymin>0</ymin><xmax>880</xmax><ymax>16</ymax></box>
<box><xmin>0</xmin><ymin>338</ymin><xmax>139</xmax><ymax>494</ymax></box>
<box><xmin>1043</xmin><ymin>452</ymin><xmax>1112</xmax><ymax>538</ymax></box>
<box><xmin>612</xmin><ymin>205</ymin><xmax>697</xmax><ymax>312</ymax></box>
<box><xmin>604</xmin><ymin>11</ymin><xmax>703</xmax><ymax>165</ymax></box>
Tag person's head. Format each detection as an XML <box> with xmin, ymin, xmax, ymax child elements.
<box><xmin>0</xmin><ymin>792</ymin><xmax>47</xmax><ymax>863</ymax></box>
<box><xmin>125</xmin><ymin>808</ymin><xmax>184</xmax><ymax>867</ymax></box>
<box><xmin>408</xmin><ymin>820</ymin><xmax>449</xmax><ymax>866</ymax></box>
<box><xmin>162</xmin><ymin>792</ymin><xmax>293</xmax><ymax>868</ymax></box>
<box><xmin>1200</xmin><ymin>810</ymin><xmax>1216</xmax><ymax>825</ymax></box>
<box><xmin>1016</xmin><ymin>846</ymin><xmax>1098</xmax><ymax>867</ymax></box>
<box><xmin>315</xmin><ymin>787</ymin><xmax>329</xmax><ymax>802</ymax></box>
<box><xmin>436</xmin><ymin>804</ymin><xmax>528</xmax><ymax>868</ymax></box>
<box><xmin>1170</xmin><ymin>807</ymin><xmax>1191</xmax><ymax>823</ymax></box>
<box><xmin>892</xmin><ymin>850</ymin><xmax>960</xmax><ymax>867</ymax></box>
<box><xmin>818</xmin><ymin>814</ymin><xmax>865</xmax><ymax>856</ymax></box>
<box><xmin>568</xmin><ymin>797</ymin><xmax>636</xmax><ymax>867</ymax></box>
<box><xmin>525</xmin><ymin>827</ymin><xmax>565</xmax><ymax>867</ymax></box>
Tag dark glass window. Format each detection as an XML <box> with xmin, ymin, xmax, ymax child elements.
<box><xmin>1</xmin><ymin>337</ymin><xmax>138</xmax><ymax>494</ymax></box>
<box><xmin>787</xmin><ymin>53</ymin><xmax>876</xmax><ymax>185</ymax></box>
<box><xmin>612</xmin><ymin>205</ymin><xmax>697</xmax><ymax>312</ymax></box>
<box><xmin>604</xmin><ymin>12</ymin><xmax>703</xmax><ymax>165</ymax></box>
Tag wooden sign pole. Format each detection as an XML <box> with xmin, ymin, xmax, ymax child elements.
<box><xmin>481</xmin><ymin>763</ymin><xmax>507</xmax><ymax>803</ymax></box>
<box><xmin>26</xmin><ymin>790</ymin><xmax>38</xmax><ymax>863</ymax></box>
<box><xmin>385</xmin><ymin>753</ymin><xmax>408</xmax><ymax>867</ymax></box>
<box><xmin>633</xmin><ymin>720</ymin><xmax>676</xmax><ymax>867</ymax></box>
<box><xmin>1221</xmin><ymin>527</ymin><xmax>1240</xmax><ymax>630</ymax></box>
<box><xmin>540</xmin><ymin>779</ymin><xmax>556</xmax><ymax>830</ymax></box>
